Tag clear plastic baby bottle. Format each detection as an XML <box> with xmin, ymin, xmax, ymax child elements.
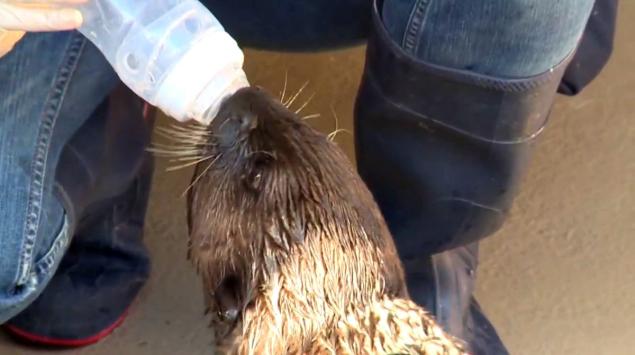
<box><xmin>76</xmin><ymin>0</ymin><xmax>249</xmax><ymax>124</ymax></box>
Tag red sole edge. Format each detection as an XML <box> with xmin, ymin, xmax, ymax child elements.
<box><xmin>3</xmin><ymin>309</ymin><xmax>129</xmax><ymax>348</ymax></box>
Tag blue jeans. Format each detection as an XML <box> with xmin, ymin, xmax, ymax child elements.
<box><xmin>205</xmin><ymin>0</ymin><xmax>594</xmax><ymax>76</ymax></box>
<box><xmin>381</xmin><ymin>0</ymin><xmax>595</xmax><ymax>77</ymax></box>
<box><xmin>0</xmin><ymin>0</ymin><xmax>598</xmax><ymax>327</ymax></box>
<box><xmin>0</xmin><ymin>31</ymin><xmax>119</xmax><ymax>323</ymax></box>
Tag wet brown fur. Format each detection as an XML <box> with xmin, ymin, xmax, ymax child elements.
<box><xmin>184</xmin><ymin>86</ymin><xmax>468</xmax><ymax>354</ymax></box>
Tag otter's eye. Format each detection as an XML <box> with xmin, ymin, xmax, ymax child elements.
<box><xmin>244</xmin><ymin>153</ymin><xmax>272</xmax><ymax>192</ymax></box>
<box><xmin>251</xmin><ymin>172</ymin><xmax>262</xmax><ymax>187</ymax></box>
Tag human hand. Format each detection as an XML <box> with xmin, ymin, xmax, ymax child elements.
<box><xmin>1</xmin><ymin>0</ymin><xmax>85</xmax><ymax>58</ymax></box>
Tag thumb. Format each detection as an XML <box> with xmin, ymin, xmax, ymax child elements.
<box><xmin>0</xmin><ymin>29</ymin><xmax>26</xmax><ymax>58</ymax></box>
<box><xmin>0</xmin><ymin>3</ymin><xmax>83</xmax><ymax>32</ymax></box>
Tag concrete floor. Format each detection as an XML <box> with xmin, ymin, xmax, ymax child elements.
<box><xmin>1</xmin><ymin>3</ymin><xmax>634</xmax><ymax>355</ymax></box>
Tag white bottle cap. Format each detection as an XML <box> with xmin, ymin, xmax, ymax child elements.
<box><xmin>153</xmin><ymin>28</ymin><xmax>249</xmax><ymax>123</ymax></box>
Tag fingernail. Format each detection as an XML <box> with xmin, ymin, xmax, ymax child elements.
<box><xmin>67</xmin><ymin>8</ymin><xmax>83</xmax><ymax>26</ymax></box>
<box><xmin>55</xmin><ymin>8</ymin><xmax>83</xmax><ymax>28</ymax></box>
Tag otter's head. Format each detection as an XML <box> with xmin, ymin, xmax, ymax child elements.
<box><xmin>183</xmin><ymin>86</ymin><xmax>406</xmax><ymax>337</ymax></box>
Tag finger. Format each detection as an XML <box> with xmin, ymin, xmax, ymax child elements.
<box><xmin>0</xmin><ymin>4</ymin><xmax>83</xmax><ymax>31</ymax></box>
<box><xmin>0</xmin><ymin>29</ymin><xmax>25</xmax><ymax>57</ymax></box>
<box><xmin>6</xmin><ymin>0</ymin><xmax>88</xmax><ymax>5</ymax></box>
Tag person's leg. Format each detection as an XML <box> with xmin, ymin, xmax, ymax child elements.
<box><xmin>0</xmin><ymin>30</ymin><xmax>118</xmax><ymax>323</ymax></box>
<box><xmin>354</xmin><ymin>0</ymin><xmax>596</xmax><ymax>353</ymax></box>
<box><xmin>201</xmin><ymin>0</ymin><xmax>372</xmax><ymax>51</ymax></box>
<box><xmin>381</xmin><ymin>0</ymin><xmax>595</xmax><ymax>77</ymax></box>
<box><xmin>0</xmin><ymin>31</ymin><xmax>154</xmax><ymax>345</ymax></box>
<box><xmin>202</xmin><ymin>0</ymin><xmax>617</xmax><ymax>96</ymax></box>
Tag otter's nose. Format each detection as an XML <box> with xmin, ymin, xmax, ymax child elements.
<box><xmin>214</xmin><ymin>110</ymin><xmax>258</xmax><ymax>147</ymax></box>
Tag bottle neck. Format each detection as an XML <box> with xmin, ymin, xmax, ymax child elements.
<box><xmin>195</xmin><ymin>69</ymin><xmax>250</xmax><ymax>125</ymax></box>
<box><xmin>152</xmin><ymin>28</ymin><xmax>248</xmax><ymax>123</ymax></box>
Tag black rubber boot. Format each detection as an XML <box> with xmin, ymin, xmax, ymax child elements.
<box><xmin>4</xmin><ymin>84</ymin><xmax>156</xmax><ymax>347</ymax></box>
<box><xmin>558</xmin><ymin>0</ymin><xmax>618</xmax><ymax>96</ymax></box>
<box><xmin>353</xmin><ymin>1</ymin><xmax>576</xmax><ymax>353</ymax></box>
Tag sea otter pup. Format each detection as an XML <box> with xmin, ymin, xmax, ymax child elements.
<box><xmin>168</xmin><ymin>86</ymin><xmax>467</xmax><ymax>354</ymax></box>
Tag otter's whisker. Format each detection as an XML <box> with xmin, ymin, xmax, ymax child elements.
<box><xmin>301</xmin><ymin>113</ymin><xmax>321</xmax><ymax>121</ymax></box>
<box><xmin>156</xmin><ymin>127</ymin><xmax>209</xmax><ymax>140</ymax></box>
<box><xmin>147</xmin><ymin>146</ymin><xmax>201</xmax><ymax>153</ymax></box>
<box><xmin>148</xmin><ymin>148</ymin><xmax>204</xmax><ymax>156</ymax></box>
<box><xmin>187</xmin><ymin>120</ymin><xmax>210</xmax><ymax>128</ymax></box>
<box><xmin>160</xmin><ymin>124</ymin><xmax>205</xmax><ymax>133</ymax></box>
<box><xmin>156</xmin><ymin>141</ymin><xmax>205</xmax><ymax>149</ymax></box>
<box><xmin>167</xmin><ymin>157</ymin><xmax>204</xmax><ymax>164</ymax></box>
<box><xmin>149</xmin><ymin>142</ymin><xmax>208</xmax><ymax>151</ymax></box>
<box><xmin>154</xmin><ymin>134</ymin><xmax>207</xmax><ymax>146</ymax></box>
<box><xmin>330</xmin><ymin>105</ymin><xmax>340</xmax><ymax>132</ymax></box>
<box><xmin>294</xmin><ymin>92</ymin><xmax>315</xmax><ymax>114</ymax></box>
<box><xmin>159</xmin><ymin>131</ymin><xmax>207</xmax><ymax>140</ymax></box>
<box><xmin>327</xmin><ymin>128</ymin><xmax>353</xmax><ymax>142</ymax></box>
<box><xmin>168</xmin><ymin>123</ymin><xmax>213</xmax><ymax>135</ymax></box>
<box><xmin>149</xmin><ymin>142</ymin><xmax>205</xmax><ymax>151</ymax></box>
<box><xmin>147</xmin><ymin>147</ymin><xmax>204</xmax><ymax>157</ymax></box>
<box><xmin>327</xmin><ymin>105</ymin><xmax>352</xmax><ymax>142</ymax></box>
<box><xmin>166</xmin><ymin>154</ymin><xmax>218</xmax><ymax>172</ymax></box>
<box><xmin>172</xmin><ymin>121</ymin><xmax>208</xmax><ymax>129</ymax></box>
<box><xmin>170</xmin><ymin>155</ymin><xmax>213</xmax><ymax>162</ymax></box>
<box><xmin>280</xmin><ymin>70</ymin><xmax>289</xmax><ymax>103</ymax></box>
<box><xmin>150</xmin><ymin>153</ymin><xmax>203</xmax><ymax>160</ymax></box>
<box><xmin>153</xmin><ymin>141</ymin><xmax>204</xmax><ymax>150</ymax></box>
<box><xmin>155</xmin><ymin>131</ymin><xmax>200</xmax><ymax>142</ymax></box>
<box><xmin>181</xmin><ymin>154</ymin><xmax>222</xmax><ymax>197</ymax></box>
<box><xmin>160</xmin><ymin>124</ymin><xmax>211</xmax><ymax>135</ymax></box>
<box><xmin>284</xmin><ymin>80</ymin><xmax>309</xmax><ymax>108</ymax></box>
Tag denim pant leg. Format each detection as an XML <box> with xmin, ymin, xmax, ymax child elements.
<box><xmin>382</xmin><ymin>0</ymin><xmax>596</xmax><ymax>77</ymax></box>
<box><xmin>0</xmin><ymin>31</ymin><xmax>118</xmax><ymax>323</ymax></box>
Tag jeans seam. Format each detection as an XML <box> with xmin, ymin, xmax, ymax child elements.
<box><xmin>402</xmin><ymin>0</ymin><xmax>432</xmax><ymax>54</ymax></box>
<box><xmin>35</xmin><ymin>214</ymin><xmax>71</xmax><ymax>277</ymax></box>
<box><xmin>16</xmin><ymin>33</ymin><xmax>87</xmax><ymax>286</ymax></box>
